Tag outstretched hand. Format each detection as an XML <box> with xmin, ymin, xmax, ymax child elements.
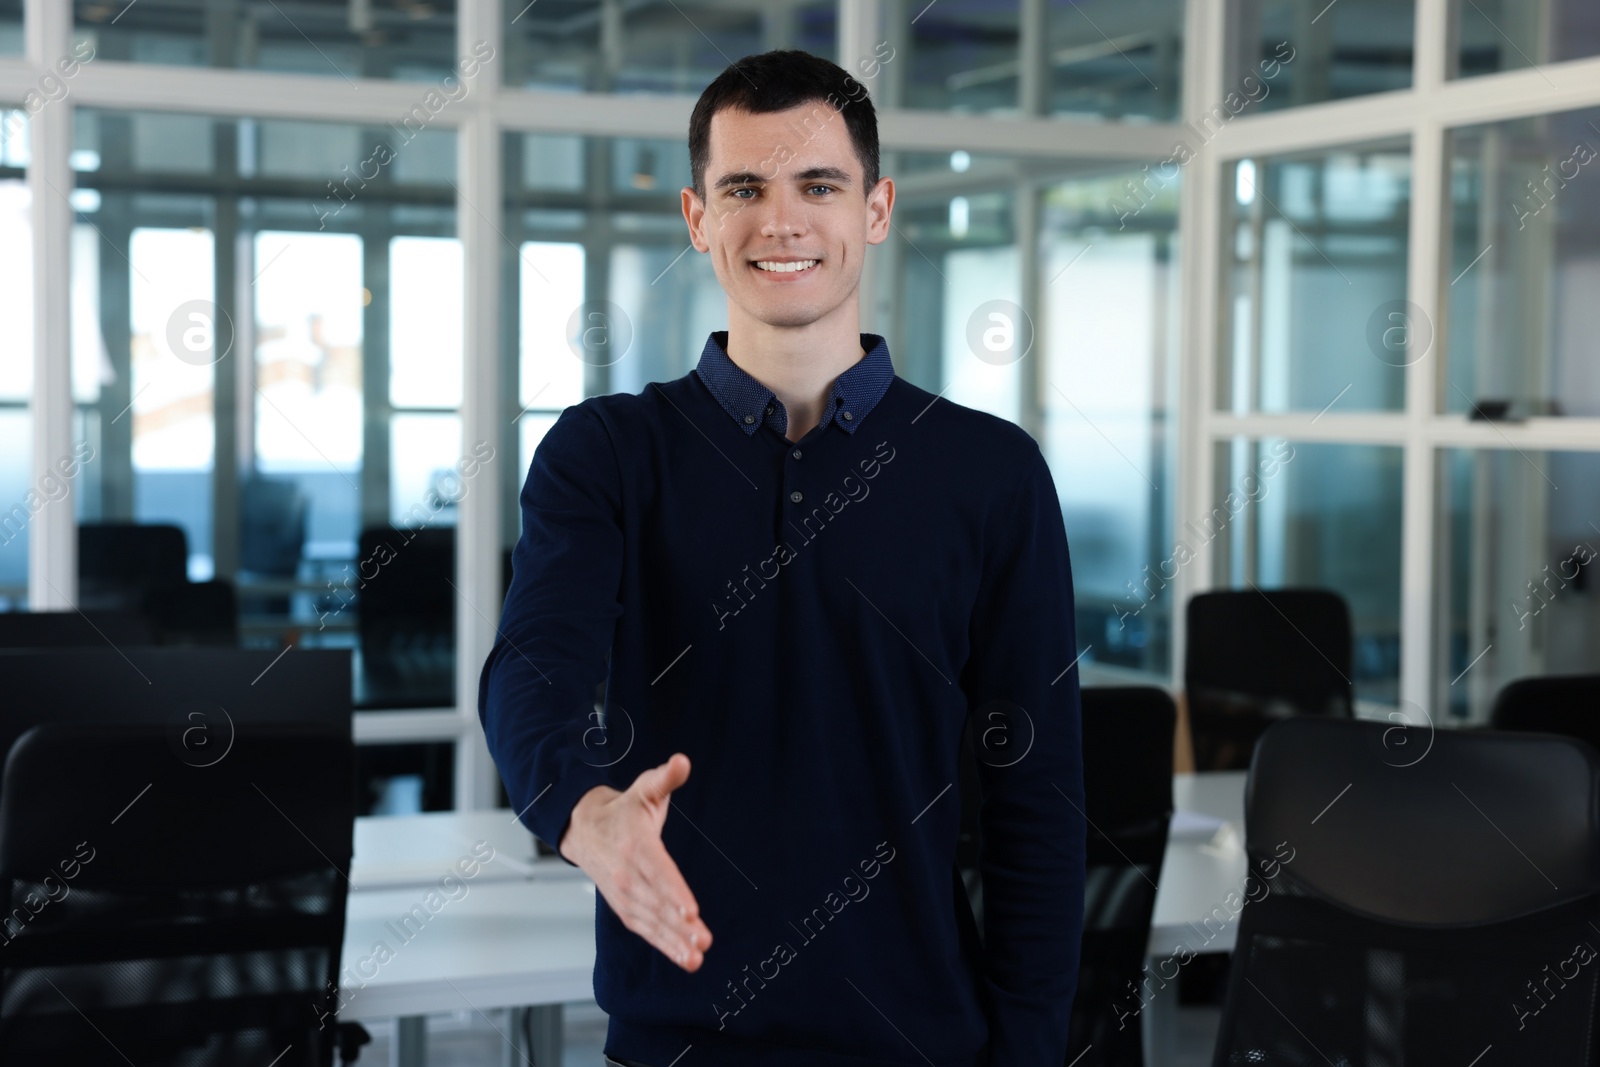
<box><xmin>559</xmin><ymin>753</ymin><xmax>713</xmax><ymax>972</ymax></box>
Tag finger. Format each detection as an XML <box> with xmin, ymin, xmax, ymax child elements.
<box><xmin>634</xmin><ymin>752</ymin><xmax>691</xmax><ymax>805</ymax></box>
<box><xmin>626</xmin><ymin>844</ymin><xmax>713</xmax><ymax>960</ymax></box>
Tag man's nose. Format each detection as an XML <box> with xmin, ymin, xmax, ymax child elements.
<box><xmin>758</xmin><ymin>186</ymin><xmax>808</xmax><ymax>239</ymax></box>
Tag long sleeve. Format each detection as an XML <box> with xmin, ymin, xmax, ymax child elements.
<box><xmin>477</xmin><ymin>404</ymin><xmax>625</xmax><ymax>864</ymax></box>
<box><xmin>958</xmin><ymin>438</ymin><xmax>1087</xmax><ymax>1067</ymax></box>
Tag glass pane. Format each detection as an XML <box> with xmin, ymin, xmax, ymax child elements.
<box><xmin>1444</xmin><ymin>108</ymin><xmax>1600</xmax><ymax>417</ymax></box>
<box><xmin>73</xmin><ymin>1</ymin><xmax>460</xmax><ymax>82</ymax></box>
<box><xmin>502</xmin><ymin>130</ymin><xmax>727</xmax><ymax>569</ymax></box>
<box><xmin>0</xmin><ymin>169</ymin><xmax>29</xmax><ymax>606</ymax></box>
<box><xmin>1047</xmin><ymin>0</ymin><xmax>1185</xmax><ymax>120</ymax></box>
<box><xmin>1221</xmin><ymin>143</ymin><xmax>1411</xmax><ymax>413</ymax></box>
<box><xmin>1042</xmin><ymin>167</ymin><xmax>1180</xmax><ymax>677</ymax></box>
<box><xmin>1232</xmin><ymin>0</ymin><xmax>1414</xmax><ymax>110</ymax></box>
<box><xmin>1437</xmin><ymin>449</ymin><xmax>1600</xmax><ymax>722</ymax></box>
<box><xmin>390</xmin><ymin>236</ymin><xmax>463</xmax><ymax>409</ymax></box>
<box><xmin>1456</xmin><ymin>0</ymin><xmax>1600</xmax><ymax>77</ymax></box>
<box><xmin>0</xmin><ymin>1</ymin><xmax>19</xmax><ymax>55</ymax></box>
<box><xmin>131</xmin><ymin>227</ymin><xmax>217</xmax><ymax>579</ymax></box>
<box><xmin>504</xmin><ymin>0</ymin><xmax>835</xmax><ymax>92</ymax></box>
<box><xmin>357</xmin><ymin>741</ymin><xmax>456</xmax><ymax>816</ymax></box>
<box><xmin>900</xmin><ymin>0</ymin><xmax>1021</xmax><ymax>113</ymax></box>
<box><xmin>74</xmin><ymin>108</ymin><xmax>460</xmax><ymax>711</ymax></box>
<box><xmin>1213</xmin><ymin>439</ymin><xmax>1403</xmax><ymax>706</ymax></box>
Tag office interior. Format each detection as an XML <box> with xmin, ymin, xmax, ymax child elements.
<box><xmin>1</xmin><ymin>0</ymin><xmax>1599</xmax><ymax>1064</ymax></box>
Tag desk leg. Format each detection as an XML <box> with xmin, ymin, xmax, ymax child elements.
<box><xmin>1141</xmin><ymin>958</ymin><xmax>1178</xmax><ymax>1067</ymax></box>
<box><xmin>394</xmin><ymin>1015</ymin><xmax>426</xmax><ymax>1067</ymax></box>
<box><xmin>527</xmin><ymin>1004</ymin><xmax>562</xmax><ymax>1067</ymax></box>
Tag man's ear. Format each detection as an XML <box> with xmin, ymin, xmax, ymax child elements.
<box><xmin>682</xmin><ymin>186</ymin><xmax>711</xmax><ymax>253</ymax></box>
<box><xmin>865</xmin><ymin>176</ymin><xmax>895</xmax><ymax>247</ymax></box>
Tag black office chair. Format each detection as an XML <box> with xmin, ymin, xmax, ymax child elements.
<box><xmin>240</xmin><ymin>474</ymin><xmax>310</xmax><ymax>617</ymax></box>
<box><xmin>1185</xmin><ymin>588</ymin><xmax>1353</xmax><ymax>770</ymax></box>
<box><xmin>77</xmin><ymin>522</ymin><xmax>238</xmax><ymax>645</ymax></box>
<box><xmin>0</xmin><ymin>609</ymin><xmax>156</xmax><ymax>648</ymax></box>
<box><xmin>1490</xmin><ymin>673</ymin><xmax>1600</xmax><ymax>750</ymax></box>
<box><xmin>356</xmin><ymin>525</ymin><xmax>454</xmax><ymax>708</ymax></box>
<box><xmin>0</xmin><ymin>722</ymin><xmax>370</xmax><ymax>1065</ymax></box>
<box><xmin>78</xmin><ymin>521</ymin><xmax>189</xmax><ymax>612</ymax></box>
<box><xmin>1212</xmin><ymin>717</ymin><xmax>1600</xmax><ymax>1065</ymax></box>
<box><xmin>1066</xmin><ymin>686</ymin><xmax>1175</xmax><ymax>1067</ymax></box>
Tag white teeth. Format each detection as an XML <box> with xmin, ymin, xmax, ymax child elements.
<box><xmin>755</xmin><ymin>260</ymin><xmax>818</xmax><ymax>273</ymax></box>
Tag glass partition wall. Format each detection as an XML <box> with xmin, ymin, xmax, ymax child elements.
<box><xmin>1198</xmin><ymin>0</ymin><xmax>1600</xmax><ymax>724</ymax></box>
<box><xmin>8</xmin><ymin>0</ymin><xmax>1600</xmax><ymax>813</ymax></box>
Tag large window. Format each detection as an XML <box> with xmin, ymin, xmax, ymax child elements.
<box><xmin>1222</xmin><ymin>143</ymin><xmax>1411</xmax><ymax>414</ymax></box>
<box><xmin>70</xmin><ymin>108</ymin><xmax>463</xmax><ymax>712</ymax></box>
<box><xmin>1438</xmin><ymin>448</ymin><xmax>1600</xmax><ymax>722</ymax></box>
<box><xmin>1444</xmin><ymin>106</ymin><xmax>1600</xmax><ymax>417</ymax></box>
<box><xmin>71</xmin><ymin>1</ymin><xmax>460</xmax><ymax>80</ymax></box>
<box><xmin>5</xmin><ymin>0</ymin><xmax>1599</xmax><ymax>812</ymax></box>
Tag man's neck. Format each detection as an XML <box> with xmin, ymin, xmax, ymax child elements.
<box><xmin>724</xmin><ymin>304</ymin><xmax>867</xmax><ymax>444</ymax></box>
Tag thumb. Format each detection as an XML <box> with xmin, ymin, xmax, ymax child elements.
<box><xmin>636</xmin><ymin>752</ymin><xmax>691</xmax><ymax>805</ymax></box>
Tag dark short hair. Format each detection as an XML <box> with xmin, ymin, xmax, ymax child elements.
<box><xmin>687</xmin><ymin>49</ymin><xmax>880</xmax><ymax>203</ymax></box>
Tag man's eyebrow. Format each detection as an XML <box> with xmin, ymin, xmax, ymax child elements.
<box><xmin>712</xmin><ymin>165</ymin><xmax>855</xmax><ymax>190</ymax></box>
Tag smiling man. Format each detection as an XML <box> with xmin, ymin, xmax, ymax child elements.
<box><xmin>479</xmin><ymin>49</ymin><xmax>1086</xmax><ymax>1067</ymax></box>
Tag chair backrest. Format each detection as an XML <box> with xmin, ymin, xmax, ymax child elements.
<box><xmin>1213</xmin><ymin>718</ymin><xmax>1600</xmax><ymax>1066</ymax></box>
<box><xmin>1185</xmin><ymin>587</ymin><xmax>1354</xmax><ymax>770</ymax></box>
<box><xmin>0</xmin><ymin>721</ymin><xmax>356</xmax><ymax>1065</ymax></box>
<box><xmin>1490</xmin><ymin>673</ymin><xmax>1600</xmax><ymax>750</ymax></box>
<box><xmin>0</xmin><ymin>648</ymin><xmax>352</xmax><ymax>788</ymax></box>
<box><xmin>78</xmin><ymin>522</ymin><xmax>190</xmax><ymax>611</ymax></box>
<box><xmin>355</xmin><ymin>526</ymin><xmax>454</xmax><ymax>705</ymax></box>
<box><xmin>0</xmin><ymin>610</ymin><xmax>156</xmax><ymax>648</ymax></box>
<box><xmin>1068</xmin><ymin>686</ymin><xmax>1175</xmax><ymax>1067</ymax></box>
<box><xmin>239</xmin><ymin>475</ymin><xmax>309</xmax><ymax>578</ymax></box>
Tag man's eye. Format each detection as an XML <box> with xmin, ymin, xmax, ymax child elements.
<box><xmin>732</xmin><ymin>188</ymin><xmax>756</xmax><ymax>199</ymax></box>
<box><xmin>808</xmin><ymin>185</ymin><xmax>834</xmax><ymax>195</ymax></box>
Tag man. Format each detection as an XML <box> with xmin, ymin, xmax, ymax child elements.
<box><xmin>479</xmin><ymin>49</ymin><xmax>1085</xmax><ymax>1067</ymax></box>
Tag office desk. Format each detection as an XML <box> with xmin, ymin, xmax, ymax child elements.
<box><xmin>351</xmin><ymin>808</ymin><xmax>558</xmax><ymax>889</ymax></box>
<box><xmin>343</xmin><ymin>772</ymin><xmax>1249</xmax><ymax>1067</ymax></box>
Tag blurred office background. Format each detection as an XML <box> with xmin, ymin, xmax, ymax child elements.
<box><xmin>1</xmin><ymin>0</ymin><xmax>1598</xmax><ymax>862</ymax></box>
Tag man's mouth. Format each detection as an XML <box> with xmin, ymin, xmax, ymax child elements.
<box><xmin>752</xmin><ymin>259</ymin><xmax>820</xmax><ymax>275</ymax></box>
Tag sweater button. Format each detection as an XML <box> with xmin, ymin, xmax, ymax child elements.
<box><xmin>791</xmin><ymin>449</ymin><xmax>802</xmax><ymax>460</ymax></box>
<box><xmin>789</xmin><ymin>491</ymin><xmax>803</xmax><ymax>503</ymax></box>
<box><xmin>841</xmin><ymin>411</ymin><xmax>853</xmax><ymax>421</ymax></box>
<box><xmin>743</xmin><ymin>414</ymin><xmax>756</xmax><ymax>425</ymax></box>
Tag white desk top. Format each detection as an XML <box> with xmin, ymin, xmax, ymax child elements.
<box><xmin>1149</xmin><ymin>771</ymin><xmax>1248</xmax><ymax>957</ymax></box>
<box><xmin>340</xmin><ymin>772</ymin><xmax>1251</xmax><ymax>1019</ymax></box>
<box><xmin>351</xmin><ymin>808</ymin><xmax>584</xmax><ymax>890</ymax></box>
<box><xmin>339</xmin><ymin>879</ymin><xmax>597</xmax><ymax>1022</ymax></box>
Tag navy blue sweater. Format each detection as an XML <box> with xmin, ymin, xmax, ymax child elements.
<box><xmin>478</xmin><ymin>331</ymin><xmax>1086</xmax><ymax>1067</ymax></box>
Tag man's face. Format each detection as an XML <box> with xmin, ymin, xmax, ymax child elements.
<box><xmin>682</xmin><ymin>102</ymin><xmax>894</xmax><ymax>331</ymax></box>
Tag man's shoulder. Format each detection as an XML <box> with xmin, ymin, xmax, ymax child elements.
<box><xmin>566</xmin><ymin>372</ymin><xmax>697</xmax><ymax>426</ymax></box>
<box><xmin>887</xmin><ymin>378</ymin><xmax>1040</xmax><ymax>462</ymax></box>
